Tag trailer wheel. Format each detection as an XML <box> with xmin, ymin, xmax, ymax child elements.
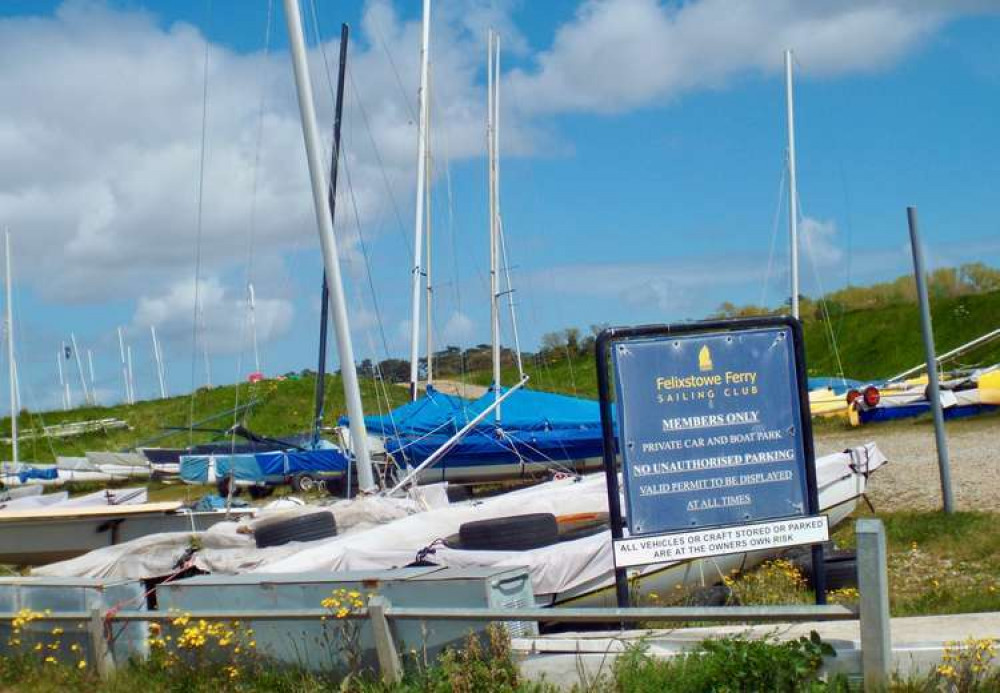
<box><xmin>216</xmin><ymin>478</ymin><xmax>241</xmax><ymax>498</ymax></box>
<box><xmin>254</xmin><ymin>511</ymin><xmax>337</xmax><ymax>548</ymax></box>
<box><xmin>795</xmin><ymin>549</ymin><xmax>858</xmax><ymax>591</ymax></box>
<box><xmin>458</xmin><ymin>513</ymin><xmax>559</xmax><ymax>551</ymax></box>
<box><xmin>248</xmin><ymin>485</ymin><xmax>274</xmax><ymax>500</ymax></box>
<box><xmin>292</xmin><ymin>474</ymin><xmax>317</xmax><ymax>493</ymax></box>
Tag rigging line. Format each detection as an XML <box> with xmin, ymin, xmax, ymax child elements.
<box><xmin>346</xmin><ymin>65</ymin><xmax>414</xmax><ymax>261</ymax></box>
<box><xmin>496</xmin><ymin>216</ymin><xmax>524</xmax><ymax>380</ymax></box>
<box><xmin>368</xmin><ymin>16</ymin><xmax>419</xmax><ymax>125</ymax></box>
<box><xmin>232</xmin><ymin>0</ymin><xmax>276</xmax><ymax>449</ymax></box>
<box><xmin>796</xmin><ymin>192</ymin><xmax>848</xmax><ymax>382</ymax></box>
<box><xmin>188</xmin><ymin>0</ymin><xmax>213</xmax><ymax>446</ymax></box>
<box><xmin>759</xmin><ymin>161</ymin><xmax>787</xmax><ymax>309</ymax></box>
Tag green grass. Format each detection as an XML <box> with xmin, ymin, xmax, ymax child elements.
<box><xmin>833</xmin><ymin>510</ymin><xmax>1000</xmax><ymax>616</ymax></box>
<box><xmin>0</xmin><ymin>374</ymin><xmax>409</xmax><ymax>464</ymax></box>
<box><xmin>465</xmin><ymin>289</ymin><xmax>1000</xmax><ymax>398</ymax></box>
<box><xmin>1</xmin><ymin>289</ymin><xmax>997</xmax><ymax>461</ymax></box>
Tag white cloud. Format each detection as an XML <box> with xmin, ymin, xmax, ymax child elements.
<box><xmin>800</xmin><ymin>216</ymin><xmax>843</xmax><ymax>267</ymax></box>
<box><xmin>131</xmin><ymin>276</ymin><xmax>293</xmax><ymax>354</ymax></box>
<box><xmin>0</xmin><ymin>0</ymin><xmax>519</xmax><ymax>309</ymax></box>
<box><xmin>508</xmin><ymin>0</ymin><xmax>992</xmax><ymax>115</ymax></box>
<box><xmin>440</xmin><ymin>310</ymin><xmax>475</xmax><ymax>345</ymax></box>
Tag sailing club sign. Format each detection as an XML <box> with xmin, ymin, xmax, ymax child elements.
<box><xmin>596</xmin><ymin>319</ymin><xmax>827</xmax><ymax>571</ymax></box>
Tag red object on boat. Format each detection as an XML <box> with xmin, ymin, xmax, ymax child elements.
<box><xmin>862</xmin><ymin>386</ymin><xmax>881</xmax><ymax>408</ymax></box>
<box><xmin>846</xmin><ymin>389</ymin><xmax>861</xmax><ymax>405</ymax></box>
<box><xmin>248</xmin><ymin>372</ymin><xmax>264</xmax><ymax>383</ymax></box>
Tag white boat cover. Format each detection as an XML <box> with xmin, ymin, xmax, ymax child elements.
<box><xmin>84</xmin><ymin>451</ymin><xmax>150</xmax><ymax>468</ymax></box>
<box><xmin>35</xmin><ymin>445</ymin><xmax>887</xmax><ymax>599</ymax></box>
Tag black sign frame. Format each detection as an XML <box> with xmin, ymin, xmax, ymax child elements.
<box><xmin>596</xmin><ymin>316</ymin><xmax>827</xmax><ymax>608</ymax></box>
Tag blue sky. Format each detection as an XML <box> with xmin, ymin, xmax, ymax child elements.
<box><xmin>0</xmin><ymin>0</ymin><xmax>998</xmax><ymax>414</ymax></box>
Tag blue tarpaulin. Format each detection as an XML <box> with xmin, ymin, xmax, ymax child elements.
<box><xmin>348</xmin><ymin>385</ymin><xmax>603</xmax><ymax>438</ymax></box>
<box><xmin>180</xmin><ymin>448</ymin><xmax>349</xmax><ymax>484</ymax></box>
<box><xmin>342</xmin><ymin>385</ymin><xmax>469</xmax><ymax>436</ymax></box>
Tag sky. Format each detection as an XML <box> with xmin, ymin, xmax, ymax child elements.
<box><xmin>0</xmin><ymin>0</ymin><xmax>998</xmax><ymax>414</ymax></box>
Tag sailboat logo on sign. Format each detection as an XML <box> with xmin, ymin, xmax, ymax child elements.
<box><xmin>698</xmin><ymin>345</ymin><xmax>714</xmax><ymax>372</ymax></box>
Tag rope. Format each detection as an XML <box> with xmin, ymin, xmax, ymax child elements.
<box><xmin>759</xmin><ymin>162</ymin><xmax>787</xmax><ymax>309</ymax></box>
<box><xmin>187</xmin><ymin>0</ymin><xmax>213</xmax><ymax>446</ymax></box>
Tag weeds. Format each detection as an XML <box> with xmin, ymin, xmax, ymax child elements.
<box><xmin>613</xmin><ymin>630</ymin><xmax>846</xmax><ymax>693</ymax></box>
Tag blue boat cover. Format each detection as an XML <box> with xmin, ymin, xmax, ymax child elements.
<box><xmin>17</xmin><ymin>466</ymin><xmax>59</xmax><ymax>483</ymax></box>
<box><xmin>387</xmin><ymin>426</ymin><xmax>604</xmax><ymax>468</ymax></box>
<box><xmin>348</xmin><ymin>385</ymin><xmax>603</xmax><ymax>438</ymax></box>
<box><xmin>180</xmin><ymin>449</ymin><xmax>348</xmax><ymax>484</ymax></box>
<box><xmin>464</xmin><ymin>387</ymin><xmax>602</xmax><ymax>432</ymax></box>
<box><xmin>342</xmin><ymin>385</ymin><xmax>469</xmax><ymax>436</ymax></box>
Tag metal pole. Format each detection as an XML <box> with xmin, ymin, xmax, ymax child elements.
<box><xmin>424</xmin><ymin>104</ymin><xmax>434</xmax><ymax>388</ymax></box>
<box><xmin>151</xmin><ymin>326</ymin><xmax>167</xmax><ymax>399</ymax></box>
<box><xmin>4</xmin><ymin>230</ymin><xmax>17</xmax><ymax>463</ymax></box>
<box><xmin>247</xmin><ymin>283</ymin><xmax>260</xmax><ymax>374</ymax></box>
<box><xmin>58</xmin><ymin>346</ymin><xmax>69</xmax><ymax>410</ymax></box>
<box><xmin>283</xmin><ymin>0</ymin><xmax>374</xmax><ymax>490</ymax></box>
<box><xmin>596</xmin><ymin>331</ymin><xmax>630</xmax><ymax>609</ymax></box>
<box><xmin>126</xmin><ymin>346</ymin><xmax>135</xmax><ymax>404</ymax></box>
<box><xmin>784</xmin><ymin>49</ymin><xmax>800</xmax><ymax>319</ymax></box>
<box><xmin>856</xmin><ymin>519</ymin><xmax>891</xmax><ymax>689</ymax></box>
<box><xmin>407</xmin><ymin>0</ymin><xmax>431</xmax><ymax>401</ymax></box>
<box><xmin>87</xmin><ymin>349</ymin><xmax>99</xmax><ymax>406</ymax></box>
<box><xmin>384</xmin><ymin>375</ymin><xmax>528</xmax><ymax>495</ymax></box>
<box><xmin>70</xmin><ymin>333</ymin><xmax>90</xmax><ymax>405</ymax></box>
<box><xmin>488</xmin><ymin>30</ymin><xmax>502</xmax><ymax>421</ymax></box>
<box><xmin>887</xmin><ymin>326</ymin><xmax>1000</xmax><ymax>383</ymax></box>
<box><xmin>907</xmin><ymin>207</ymin><xmax>955</xmax><ymax>513</ymax></box>
<box><xmin>313</xmin><ymin>23</ymin><xmax>349</xmax><ymax>448</ymax></box>
<box><xmin>117</xmin><ymin>327</ymin><xmax>130</xmax><ymax>404</ymax></box>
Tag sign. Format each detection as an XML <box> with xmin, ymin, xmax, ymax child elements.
<box><xmin>614</xmin><ymin>515</ymin><xmax>829</xmax><ymax>568</ymax></box>
<box><xmin>611</xmin><ymin>326</ymin><xmax>810</xmax><ymax>537</ymax></box>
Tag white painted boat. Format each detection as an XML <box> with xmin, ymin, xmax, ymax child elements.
<box><xmin>35</xmin><ymin>445</ymin><xmax>885</xmax><ymax>606</ymax></box>
<box><xmin>0</xmin><ymin>502</ymin><xmax>254</xmax><ymax>566</ymax></box>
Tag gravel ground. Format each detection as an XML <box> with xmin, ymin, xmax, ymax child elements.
<box><xmin>814</xmin><ymin>414</ymin><xmax>1000</xmax><ymax>512</ymax></box>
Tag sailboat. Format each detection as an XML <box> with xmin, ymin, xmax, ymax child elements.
<box><xmin>352</xmin><ymin>27</ymin><xmax>606</xmax><ymax>486</ymax></box>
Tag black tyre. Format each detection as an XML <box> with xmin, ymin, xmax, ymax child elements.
<box><xmin>458</xmin><ymin>513</ymin><xmax>559</xmax><ymax>551</ymax></box>
<box><xmin>796</xmin><ymin>549</ymin><xmax>858</xmax><ymax>591</ymax></box>
<box><xmin>291</xmin><ymin>474</ymin><xmax>317</xmax><ymax>493</ymax></box>
<box><xmin>254</xmin><ymin>511</ymin><xmax>337</xmax><ymax>548</ymax></box>
<box><xmin>216</xmin><ymin>478</ymin><xmax>241</xmax><ymax>498</ymax></box>
<box><xmin>248</xmin><ymin>485</ymin><xmax>274</xmax><ymax>500</ymax></box>
<box><xmin>446</xmin><ymin>485</ymin><xmax>471</xmax><ymax>503</ymax></box>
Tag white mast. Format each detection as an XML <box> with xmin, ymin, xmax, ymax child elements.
<box><xmin>70</xmin><ymin>333</ymin><xmax>90</xmax><ymax>405</ymax></box>
<box><xmin>282</xmin><ymin>0</ymin><xmax>374</xmax><ymax>490</ymax></box>
<box><xmin>247</xmin><ymin>282</ymin><xmax>261</xmax><ymax>373</ymax></box>
<box><xmin>407</xmin><ymin>0</ymin><xmax>432</xmax><ymax>400</ymax></box>
<box><xmin>4</xmin><ymin>230</ymin><xmax>17</xmax><ymax>462</ymax></box>
<box><xmin>424</xmin><ymin>101</ymin><xmax>433</xmax><ymax>389</ymax></box>
<box><xmin>488</xmin><ymin>29</ymin><xmax>502</xmax><ymax>420</ymax></box>
<box><xmin>59</xmin><ymin>343</ymin><xmax>71</xmax><ymax>409</ymax></box>
<box><xmin>784</xmin><ymin>49</ymin><xmax>800</xmax><ymax>320</ymax></box>
<box><xmin>117</xmin><ymin>327</ymin><xmax>132</xmax><ymax>404</ymax></box>
<box><xmin>151</xmin><ymin>325</ymin><xmax>167</xmax><ymax>399</ymax></box>
<box><xmin>86</xmin><ymin>349</ymin><xmax>98</xmax><ymax>406</ymax></box>
<box><xmin>126</xmin><ymin>345</ymin><xmax>135</xmax><ymax>403</ymax></box>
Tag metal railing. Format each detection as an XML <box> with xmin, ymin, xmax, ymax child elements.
<box><xmin>0</xmin><ymin>520</ymin><xmax>892</xmax><ymax>687</ymax></box>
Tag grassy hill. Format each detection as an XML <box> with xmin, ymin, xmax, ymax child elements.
<box><xmin>0</xmin><ymin>375</ymin><xmax>408</xmax><ymax>463</ymax></box>
<box><xmin>468</xmin><ymin>289</ymin><xmax>1000</xmax><ymax>396</ymax></box>
<box><xmin>1</xmin><ymin>289</ymin><xmax>997</xmax><ymax>461</ymax></box>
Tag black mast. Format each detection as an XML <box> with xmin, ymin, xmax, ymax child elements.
<box><xmin>313</xmin><ymin>23</ymin><xmax>349</xmax><ymax>447</ymax></box>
